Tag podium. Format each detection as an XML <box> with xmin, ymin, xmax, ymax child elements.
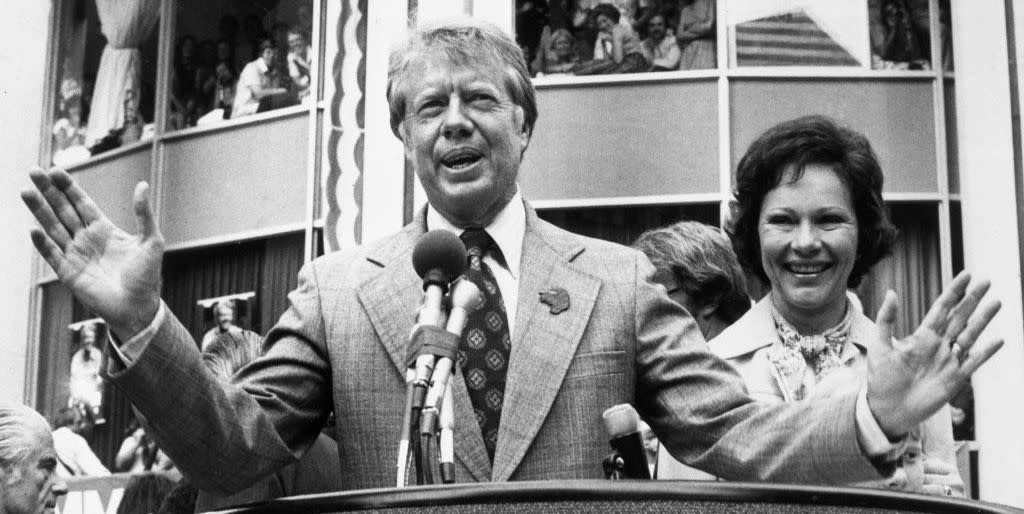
<box><xmin>209</xmin><ymin>480</ymin><xmax>1024</xmax><ymax>513</ymax></box>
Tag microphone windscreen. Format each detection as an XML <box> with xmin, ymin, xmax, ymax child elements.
<box><xmin>602</xmin><ymin>404</ymin><xmax>640</xmax><ymax>439</ymax></box>
<box><xmin>412</xmin><ymin>230</ymin><xmax>468</xmax><ymax>282</ymax></box>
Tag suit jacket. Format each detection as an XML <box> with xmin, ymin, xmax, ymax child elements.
<box><xmin>658</xmin><ymin>297</ymin><xmax>963</xmax><ymax>494</ymax></box>
<box><xmin>108</xmin><ymin>203</ymin><xmax>883</xmax><ymax>494</ymax></box>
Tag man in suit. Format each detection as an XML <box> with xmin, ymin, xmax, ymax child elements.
<box><xmin>21</xmin><ymin>17</ymin><xmax>1001</xmax><ymax>495</ymax></box>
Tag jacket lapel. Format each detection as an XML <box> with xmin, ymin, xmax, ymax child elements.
<box><xmin>491</xmin><ymin>209</ymin><xmax>601</xmax><ymax>482</ymax></box>
<box><xmin>355</xmin><ymin>211</ymin><xmax>492</xmax><ymax>482</ymax></box>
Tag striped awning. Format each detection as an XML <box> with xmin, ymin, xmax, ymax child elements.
<box><xmin>735</xmin><ymin>10</ymin><xmax>860</xmax><ymax>67</ymax></box>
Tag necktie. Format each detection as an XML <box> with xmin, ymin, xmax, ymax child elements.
<box><xmin>458</xmin><ymin>228</ymin><xmax>512</xmax><ymax>461</ymax></box>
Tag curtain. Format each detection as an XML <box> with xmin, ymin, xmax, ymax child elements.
<box><xmin>537</xmin><ymin>204</ymin><xmax>720</xmax><ymax>246</ymax></box>
<box><xmin>162</xmin><ymin>240</ymin><xmax>263</xmax><ymax>343</ymax></box>
<box><xmin>261</xmin><ymin>233</ymin><xmax>306</xmax><ymax>331</ymax></box>
<box><xmin>857</xmin><ymin>203</ymin><xmax>942</xmax><ymax>338</ymax></box>
<box><xmin>36</xmin><ymin>283</ymin><xmax>76</xmax><ymax>420</ymax></box>
<box><xmin>85</xmin><ymin>0</ymin><xmax>159</xmax><ymax>147</ymax></box>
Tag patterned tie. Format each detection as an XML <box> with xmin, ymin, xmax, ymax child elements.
<box><xmin>458</xmin><ymin>228</ymin><xmax>512</xmax><ymax>461</ymax></box>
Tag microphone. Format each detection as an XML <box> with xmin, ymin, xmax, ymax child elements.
<box><xmin>419</xmin><ymin>279</ymin><xmax>483</xmax><ymax>483</ymax></box>
<box><xmin>409</xmin><ymin>230</ymin><xmax>467</xmax><ymax>399</ymax></box>
<box><xmin>422</xmin><ymin>279</ymin><xmax>482</xmax><ymax>420</ymax></box>
<box><xmin>601</xmin><ymin>404</ymin><xmax>651</xmax><ymax>479</ymax></box>
<box><xmin>398</xmin><ymin>230</ymin><xmax>466</xmax><ymax>487</ymax></box>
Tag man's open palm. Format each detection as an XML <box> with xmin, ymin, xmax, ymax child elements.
<box><xmin>21</xmin><ymin>168</ymin><xmax>164</xmax><ymax>338</ymax></box>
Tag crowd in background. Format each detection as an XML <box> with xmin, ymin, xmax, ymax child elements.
<box><xmin>168</xmin><ymin>9</ymin><xmax>313</xmax><ymax>129</ymax></box>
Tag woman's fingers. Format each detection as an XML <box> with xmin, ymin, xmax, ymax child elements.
<box><xmin>874</xmin><ymin>290</ymin><xmax>898</xmax><ymax>348</ymax></box>
<box><xmin>21</xmin><ymin>188</ymin><xmax>73</xmax><ymax>250</ymax></box>
<box><xmin>957</xmin><ymin>336</ymin><xmax>1004</xmax><ymax>378</ymax></box>
<box><xmin>952</xmin><ymin>299</ymin><xmax>1001</xmax><ymax>356</ymax></box>
<box><xmin>943</xmin><ymin>279</ymin><xmax>991</xmax><ymax>347</ymax></box>
<box><xmin>50</xmin><ymin>167</ymin><xmax>106</xmax><ymax>226</ymax></box>
<box><xmin>132</xmin><ymin>181</ymin><xmax>160</xmax><ymax>242</ymax></box>
<box><xmin>29</xmin><ymin>167</ymin><xmax>85</xmax><ymax>237</ymax></box>
<box><xmin>918</xmin><ymin>271</ymin><xmax>971</xmax><ymax>335</ymax></box>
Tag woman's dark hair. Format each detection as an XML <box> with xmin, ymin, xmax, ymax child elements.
<box><xmin>727</xmin><ymin>115</ymin><xmax>897</xmax><ymax>288</ymax></box>
<box><xmin>592</xmin><ymin>3</ymin><xmax>621</xmax><ymax>24</ymax></box>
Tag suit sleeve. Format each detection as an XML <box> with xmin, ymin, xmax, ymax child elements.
<box><xmin>106</xmin><ymin>261</ymin><xmax>333</xmax><ymax>494</ymax></box>
<box><xmin>631</xmin><ymin>254</ymin><xmax>884</xmax><ymax>483</ymax></box>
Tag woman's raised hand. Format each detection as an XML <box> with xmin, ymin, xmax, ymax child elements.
<box><xmin>21</xmin><ymin>167</ymin><xmax>164</xmax><ymax>340</ymax></box>
<box><xmin>865</xmin><ymin>272</ymin><xmax>1002</xmax><ymax>438</ymax></box>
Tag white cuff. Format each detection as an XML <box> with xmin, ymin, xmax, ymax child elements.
<box><xmin>107</xmin><ymin>302</ymin><xmax>167</xmax><ymax>366</ymax></box>
<box><xmin>855</xmin><ymin>386</ymin><xmax>907</xmax><ymax>459</ymax></box>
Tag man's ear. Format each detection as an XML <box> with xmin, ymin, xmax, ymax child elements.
<box><xmin>515</xmin><ymin>106</ymin><xmax>531</xmax><ymax>151</ymax></box>
<box><xmin>398</xmin><ymin>122</ymin><xmax>414</xmax><ymax>160</ymax></box>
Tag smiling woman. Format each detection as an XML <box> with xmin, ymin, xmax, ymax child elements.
<box><xmin>693</xmin><ymin>115</ymin><xmax>962</xmax><ymax>495</ymax></box>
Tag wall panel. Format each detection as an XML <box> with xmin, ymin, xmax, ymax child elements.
<box><xmin>69</xmin><ymin>147</ymin><xmax>153</xmax><ymax>232</ymax></box>
<box><xmin>161</xmin><ymin>114</ymin><xmax>308</xmax><ymax>245</ymax></box>
<box><xmin>731</xmin><ymin>80</ymin><xmax>938</xmax><ymax>193</ymax></box>
<box><xmin>521</xmin><ymin>79</ymin><xmax>720</xmax><ymax>201</ymax></box>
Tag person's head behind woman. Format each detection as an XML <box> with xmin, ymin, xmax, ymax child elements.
<box><xmin>727</xmin><ymin>115</ymin><xmax>896</xmax><ymax>328</ymax></box>
<box><xmin>633</xmin><ymin>221</ymin><xmax>750</xmax><ymax>340</ymax></box>
<box><xmin>202</xmin><ymin>330</ymin><xmax>263</xmax><ymax>379</ymax></box>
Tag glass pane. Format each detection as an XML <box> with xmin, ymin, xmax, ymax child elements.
<box><xmin>939</xmin><ymin>0</ymin><xmax>953</xmax><ymax>70</ymax></box>
<box><xmin>516</xmin><ymin>0</ymin><xmax>716</xmax><ymax>77</ymax></box>
<box><xmin>169</xmin><ymin>0</ymin><xmax>314</xmax><ymax>131</ymax></box>
<box><xmin>868</xmin><ymin>0</ymin><xmax>933</xmax><ymax>70</ymax></box>
<box><xmin>51</xmin><ymin>0</ymin><xmax>160</xmax><ymax>167</ymax></box>
<box><xmin>729</xmin><ymin>0</ymin><xmax>868</xmax><ymax>67</ymax></box>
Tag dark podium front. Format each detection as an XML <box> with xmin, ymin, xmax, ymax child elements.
<box><xmin>210</xmin><ymin>480</ymin><xmax>1024</xmax><ymax>513</ymax></box>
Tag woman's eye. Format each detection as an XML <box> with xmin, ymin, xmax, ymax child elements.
<box><xmin>766</xmin><ymin>215</ymin><xmax>794</xmax><ymax>225</ymax></box>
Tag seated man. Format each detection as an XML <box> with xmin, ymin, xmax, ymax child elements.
<box><xmin>231</xmin><ymin>39</ymin><xmax>289</xmax><ymax>119</ymax></box>
<box><xmin>21</xmin><ymin>16</ymin><xmax>1001</xmax><ymax>495</ymax></box>
<box><xmin>641</xmin><ymin>13</ymin><xmax>681</xmax><ymax>71</ymax></box>
<box><xmin>0</xmin><ymin>404</ymin><xmax>68</xmax><ymax>514</ymax></box>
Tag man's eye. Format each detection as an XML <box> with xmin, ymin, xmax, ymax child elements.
<box><xmin>416</xmin><ymin>101</ymin><xmax>445</xmax><ymax>115</ymax></box>
<box><xmin>470</xmin><ymin>93</ymin><xmax>497</xmax><ymax>104</ymax></box>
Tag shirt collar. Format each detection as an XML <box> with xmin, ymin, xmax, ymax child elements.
<box><xmin>425</xmin><ymin>188</ymin><xmax>525</xmax><ymax>279</ymax></box>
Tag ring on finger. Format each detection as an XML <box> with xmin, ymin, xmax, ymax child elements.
<box><xmin>943</xmin><ymin>485</ymin><xmax>953</xmax><ymax>496</ymax></box>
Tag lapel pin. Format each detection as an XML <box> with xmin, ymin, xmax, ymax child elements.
<box><xmin>538</xmin><ymin>287</ymin><xmax>570</xmax><ymax>315</ymax></box>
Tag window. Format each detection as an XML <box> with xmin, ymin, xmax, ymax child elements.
<box><xmin>51</xmin><ymin>0</ymin><xmax>159</xmax><ymax>167</ymax></box>
<box><xmin>169</xmin><ymin>0</ymin><xmax>314</xmax><ymax>130</ymax></box>
<box><xmin>516</xmin><ymin>0</ymin><xmax>716</xmax><ymax>77</ymax></box>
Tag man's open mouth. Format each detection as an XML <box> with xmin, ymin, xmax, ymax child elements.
<box><xmin>440</xmin><ymin>148</ymin><xmax>483</xmax><ymax>170</ymax></box>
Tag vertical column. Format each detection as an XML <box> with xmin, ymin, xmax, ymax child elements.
<box><xmin>361</xmin><ymin>0</ymin><xmax>412</xmax><ymax>243</ymax></box>
<box><xmin>3</xmin><ymin>2</ymin><xmax>52</xmax><ymax>404</ymax></box>
<box><xmin>951</xmin><ymin>1</ymin><xmax>1024</xmax><ymax>507</ymax></box>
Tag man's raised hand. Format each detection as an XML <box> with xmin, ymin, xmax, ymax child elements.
<box><xmin>866</xmin><ymin>272</ymin><xmax>1002</xmax><ymax>438</ymax></box>
<box><xmin>21</xmin><ymin>167</ymin><xmax>164</xmax><ymax>339</ymax></box>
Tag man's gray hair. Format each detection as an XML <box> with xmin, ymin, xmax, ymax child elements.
<box><xmin>386</xmin><ymin>16</ymin><xmax>538</xmax><ymax>140</ymax></box>
<box><xmin>0</xmin><ymin>403</ymin><xmax>50</xmax><ymax>470</ymax></box>
<box><xmin>633</xmin><ymin>221</ymin><xmax>751</xmax><ymax>324</ymax></box>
